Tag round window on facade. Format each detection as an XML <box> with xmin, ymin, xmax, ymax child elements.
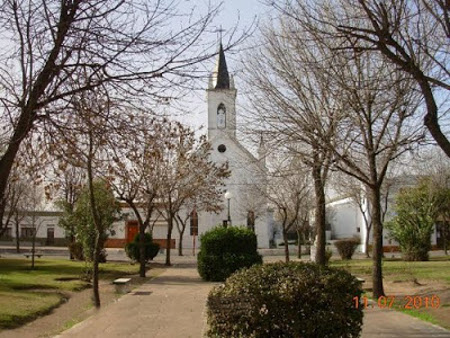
<box><xmin>218</xmin><ymin>144</ymin><xmax>226</xmax><ymax>153</ymax></box>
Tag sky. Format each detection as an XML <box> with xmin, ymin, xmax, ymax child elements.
<box><xmin>172</xmin><ymin>0</ymin><xmax>269</xmax><ymax>138</ymax></box>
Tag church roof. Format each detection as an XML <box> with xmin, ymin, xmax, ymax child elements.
<box><xmin>213</xmin><ymin>43</ymin><xmax>230</xmax><ymax>89</ymax></box>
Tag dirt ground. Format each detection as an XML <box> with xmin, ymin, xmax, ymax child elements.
<box><xmin>0</xmin><ymin>265</ymin><xmax>165</xmax><ymax>338</ymax></box>
<box><xmin>361</xmin><ymin>278</ymin><xmax>450</xmax><ymax>330</ymax></box>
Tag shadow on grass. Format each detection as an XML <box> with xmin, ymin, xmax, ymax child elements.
<box><xmin>0</xmin><ymin>292</ymin><xmax>68</xmax><ymax>329</ymax></box>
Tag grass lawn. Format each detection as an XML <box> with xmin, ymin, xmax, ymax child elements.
<box><xmin>331</xmin><ymin>256</ymin><xmax>450</xmax><ymax>330</ymax></box>
<box><xmin>330</xmin><ymin>256</ymin><xmax>450</xmax><ymax>284</ymax></box>
<box><xmin>0</xmin><ymin>258</ymin><xmax>144</xmax><ymax>329</ymax></box>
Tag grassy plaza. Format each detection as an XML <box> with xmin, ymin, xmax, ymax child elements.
<box><xmin>0</xmin><ymin>258</ymin><xmax>163</xmax><ymax>330</ymax></box>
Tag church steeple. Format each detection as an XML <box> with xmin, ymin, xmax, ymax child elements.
<box><xmin>211</xmin><ymin>43</ymin><xmax>231</xmax><ymax>89</ymax></box>
<box><xmin>207</xmin><ymin>42</ymin><xmax>237</xmax><ymax>139</ymax></box>
<box><xmin>258</xmin><ymin>133</ymin><xmax>267</xmax><ymax>168</ymax></box>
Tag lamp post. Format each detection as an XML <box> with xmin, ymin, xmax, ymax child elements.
<box><xmin>224</xmin><ymin>191</ymin><xmax>232</xmax><ymax>227</ymax></box>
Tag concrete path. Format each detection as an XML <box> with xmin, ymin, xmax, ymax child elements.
<box><xmin>362</xmin><ymin>306</ymin><xmax>450</xmax><ymax>337</ymax></box>
<box><xmin>56</xmin><ymin>262</ymin><xmax>214</xmax><ymax>338</ymax></box>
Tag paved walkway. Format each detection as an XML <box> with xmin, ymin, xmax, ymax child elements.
<box><xmin>56</xmin><ymin>262</ymin><xmax>214</xmax><ymax>338</ymax></box>
<box><xmin>53</xmin><ymin>255</ymin><xmax>449</xmax><ymax>338</ymax></box>
<box><xmin>362</xmin><ymin>307</ymin><xmax>450</xmax><ymax>337</ymax></box>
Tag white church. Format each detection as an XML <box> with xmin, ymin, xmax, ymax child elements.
<box><xmin>117</xmin><ymin>43</ymin><xmax>273</xmax><ymax>250</ymax></box>
<box><xmin>198</xmin><ymin>43</ymin><xmax>271</xmax><ymax>246</ymax></box>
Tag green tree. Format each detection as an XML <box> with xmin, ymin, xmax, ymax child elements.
<box><xmin>74</xmin><ymin>180</ymin><xmax>120</xmax><ymax>278</ymax></box>
<box><xmin>386</xmin><ymin>179</ymin><xmax>438</xmax><ymax>261</ymax></box>
<box><xmin>430</xmin><ymin>180</ymin><xmax>450</xmax><ymax>255</ymax></box>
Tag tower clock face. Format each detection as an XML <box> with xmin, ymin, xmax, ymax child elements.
<box><xmin>217</xmin><ymin>103</ymin><xmax>226</xmax><ymax>129</ymax></box>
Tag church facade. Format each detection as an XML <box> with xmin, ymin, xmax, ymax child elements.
<box><xmin>105</xmin><ymin>44</ymin><xmax>272</xmax><ymax>250</ymax></box>
<box><xmin>195</xmin><ymin>43</ymin><xmax>272</xmax><ymax>248</ymax></box>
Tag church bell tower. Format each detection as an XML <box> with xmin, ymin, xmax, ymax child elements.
<box><xmin>207</xmin><ymin>43</ymin><xmax>237</xmax><ymax>140</ymax></box>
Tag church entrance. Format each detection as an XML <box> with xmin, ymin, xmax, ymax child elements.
<box><xmin>126</xmin><ymin>220</ymin><xmax>139</xmax><ymax>243</ymax></box>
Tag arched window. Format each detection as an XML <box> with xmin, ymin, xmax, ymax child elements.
<box><xmin>190</xmin><ymin>209</ymin><xmax>198</xmax><ymax>236</ymax></box>
<box><xmin>217</xmin><ymin>103</ymin><xmax>226</xmax><ymax>129</ymax></box>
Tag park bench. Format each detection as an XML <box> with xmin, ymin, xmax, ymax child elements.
<box><xmin>113</xmin><ymin>277</ymin><xmax>132</xmax><ymax>294</ymax></box>
<box><xmin>24</xmin><ymin>252</ymin><xmax>43</xmax><ymax>259</ymax></box>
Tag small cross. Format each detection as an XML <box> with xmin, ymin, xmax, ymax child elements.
<box><xmin>215</xmin><ymin>25</ymin><xmax>225</xmax><ymax>43</ymax></box>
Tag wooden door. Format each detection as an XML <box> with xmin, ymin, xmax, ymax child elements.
<box><xmin>46</xmin><ymin>228</ymin><xmax>54</xmax><ymax>245</ymax></box>
<box><xmin>126</xmin><ymin>221</ymin><xmax>139</xmax><ymax>243</ymax></box>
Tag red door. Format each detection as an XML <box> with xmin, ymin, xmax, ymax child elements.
<box><xmin>126</xmin><ymin>221</ymin><xmax>138</xmax><ymax>243</ymax></box>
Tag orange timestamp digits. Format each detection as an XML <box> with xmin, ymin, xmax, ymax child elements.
<box><xmin>353</xmin><ymin>295</ymin><xmax>441</xmax><ymax>309</ymax></box>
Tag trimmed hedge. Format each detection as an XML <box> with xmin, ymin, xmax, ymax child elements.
<box><xmin>334</xmin><ymin>238</ymin><xmax>360</xmax><ymax>260</ymax></box>
<box><xmin>125</xmin><ymin>233</ymin><xmax>160</xmax><ymax>262</ymax></box>
<box><xmin>198</xmin><ymin>226</ymin><xmax>262</xmax><ymax>282</ymax></box>
<box><xmin>207</xmin><ymin>262</ymin><xmax>363</xmax><ymax>338</ymax></box>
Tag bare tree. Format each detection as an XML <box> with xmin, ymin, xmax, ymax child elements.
<box><xmin>158</xmin><ymin>125</ymin><xmax>229</xmax><ymax>265</ymax></box>
<box><xmin>47</xmin><ymin>82</ymin><xmax>124</xmax><ymax>308</ymax></box>
<box><xmin>24</xmin><ymin>185</ymin><xmax>45</xmax><ymax>269</ymax></box>
<box><xmin>174</xmin><ymin>142</ymin><xmax>230</xmax><ymax>256</ymax></box>
<box><xmin>325</xmin><ymin>54</ymin><xmax>421</xmax><ymax>297</ymax></box>
<box><xmin>244</xmin><ymin>12</ymin><xmax>339</xmax><ymax>265</ymax></box>
<box><xmin>254</xmin><ymin>1</ymin><xmax>422</xmax><ymax>298</ymax></box>
<box><xmin>0</xmin><ymin>0</ymin><xmax>243</xmax><ymax>237</ymax></box>
<box><xmin>109</xmin><ymin>117</ymin><xmax>167</xmax><ymax>277</ymax></box>
<box><xmin>277</xmin><ymin>0</ymin><xmax>450</xmax><ymax>157</ymax></box>
<box><xmin>235</xmin><ymin>181</ymin><xmax>268</xmax><ymax>233</ymax></box>
<box><xmin>265</xmin><ymin>156</ymin><xmax>310</xmax><ymax>262</ymax></box>
<box><xmin>50</xmin><ymin>164</ymin><xmax>85</xmax><ymax>259</ymax></box>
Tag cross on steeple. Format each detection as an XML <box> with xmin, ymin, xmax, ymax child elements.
<box><xmin>215</xmin><ymin>25</ymin><xmax>225</xmax><ymax>43</ymax></box>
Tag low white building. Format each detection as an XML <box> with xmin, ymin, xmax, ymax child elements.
<box><xmin>325</xmin><ymin>177</ymin><xmax>439</xmax><ymax>253</ymax></box>
<box><xmin>0</xmin><ymin>210</ymin><xmax>65</xmax><ymax>246</ymax></box>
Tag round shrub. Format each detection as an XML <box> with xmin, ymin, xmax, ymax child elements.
<box><xmin>207</xmin><ymin>262</ymin><xmax>363</xmax><ymax>338</ymax></box>
<box><xmin>334</xmin><ymin>238</ymin><xmax>360</xmax><ymax>260</ymax></box>
<box><xmin>198</xmin><ymin>226</ymin><xmax>262</xmax><ymax>282</ymax></box>
<box><xmin>125</xmin><ymin>233</ymin><xmax>160</xmax><ymax>262</ymax></box>
<box><xmin>69</xmin><ymin>242</ymin><xmax>84</xmax><ymax>260</ymax></box>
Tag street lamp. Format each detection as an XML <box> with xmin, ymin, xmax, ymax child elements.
<box><xmin>224</xmin><ymin>191</ymin><xmax>232</xmax><ymax>227</ymax></box>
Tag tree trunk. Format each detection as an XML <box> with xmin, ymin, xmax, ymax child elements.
<box><xmin>443</xmin><ymin>225</ymin><xmax>448</xmax><ymax>255</ymax></box>
<box><xmin>312</xmin><ymin>161</ymin><xmax>326</xmax><ymax>266</ymax></box>
<box><xmin>70</xmin><ymin>232</ymin><xmax>75</xmax><ymax>260</ymax></box>
<box><xmin>419</xmin><ymin>77</ymin><xmax>450</xmax><ymax>158</ymax></box>
<box><xmin>365</xmin><ymin>226</ymin><xmax>371</xmax><ymax>258</ymax></box>
<box><xmin>15</xmin><ymin>219</ymin><xmax>20</xmax><ymax>253</ymax></box>
<box><xmin>139</xmin><ymin>220</ymin><xmax>146</xmax><ymax>278</ymax></box>
<box><xmin>31</xmin><ymin>232</ymin><xmax>36</xmax><ymax>269</ymax></box>
<box><xmin>282</xmin><ymin>226</ymin><xmax>289</xmax><ymax>262</ymax></box>
<box><xmin>297</xmin><ymin>228</ymin><xmax>302</xmax><ymax>259</ymax></box>
<box><xmin>178</xmin><ymin>227</ymin><xmax>185</xmax><ymax>256</ymax></box>
<box><xmin>368</xmin><ymin>186</ymin><xmax>385</xmax><ymax>299</ymax></box>
<box><xmin>128</xmin><ymin>202</ymin><xmax>147</xmax><ymax>278</ymax></box>
<box><xmin>0</xmin><ymin>112</ymin><xmax>34</xmax><ymax>213</ymax></box>
<box><xmin>92</xmin><ymin>234</ymin><xmax>101</xmax><ymax>308</ymax></box>
<box><xmin>165</xmin><ymin>217</ymin><xmax>173</xmax><ymax>266</ymax></box>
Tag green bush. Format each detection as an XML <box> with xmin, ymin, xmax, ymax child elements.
<box><xmin>198</xmin><ymin>226</ymin><xmax>262</xmax><ymax>282</ymax></box>
<box><xmin>385</xmin><ymin>179</ymin><xmax>439</xmax><ymax>261</ymax></box>
<box><xmin>69</xmin><ymin>242</ymin><xmax>84</xmax><ymax>260</ymax></box>
<box><xmin>125</xmin><ymin>233</ymin><xmax>160</xmax><ymax>262</ymax></box>
<box><xmin>334</xmin><ymin>238</ymin><xmax>360</xmax><ymax>260</ymax></box>
<box><xmin>207</xmin><ymin>262</ymin><xmax>363</xmax><ymax>338</ymax></box>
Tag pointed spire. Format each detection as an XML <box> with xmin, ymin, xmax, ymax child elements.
<box><xmin>258</xmin><ymin>132</ymin><xmax>267</xmax><ymax>166</ymax></box>
<box><xmin>212</xmin><ymin>43</ymin><xmax>230</xmax><ymax>89</ymax></box>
